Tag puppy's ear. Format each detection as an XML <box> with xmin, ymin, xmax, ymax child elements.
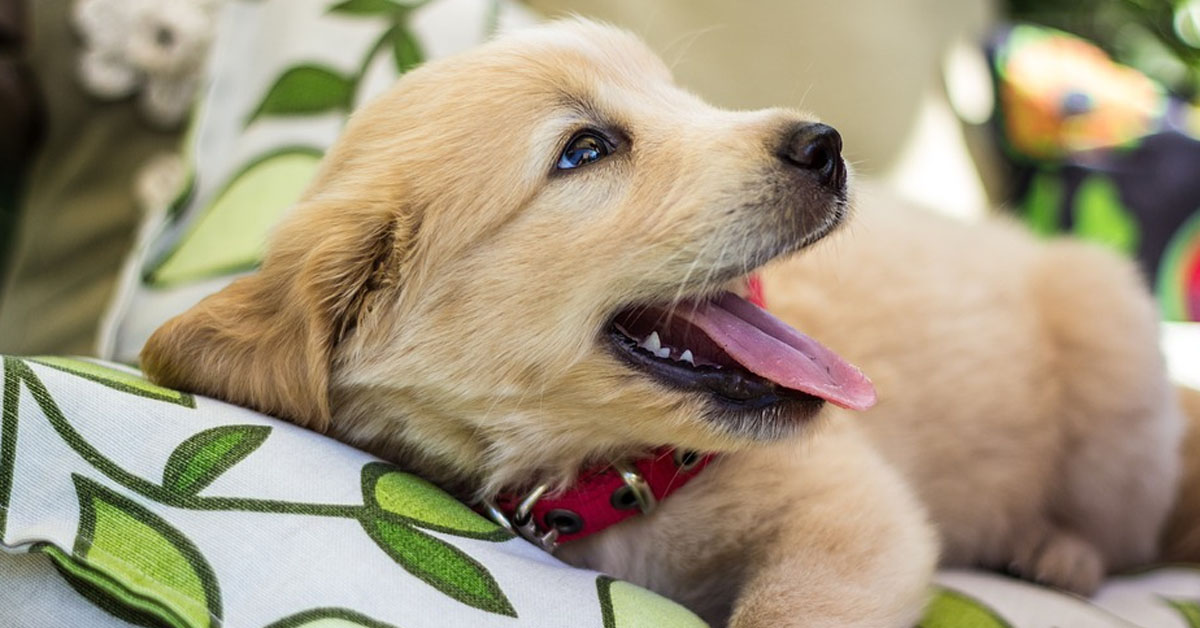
<box><xmin>141</xmin><ymin>199</ymin><xmax>407</xmax><ymax>431</ymax></box>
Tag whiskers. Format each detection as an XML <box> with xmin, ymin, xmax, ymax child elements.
<box><xmin>661</xmin><ymin>229</ymin><xmax>727</xmax><ymax>326</ymax></box>
<box><xmin>662</xmin><ymin>24</ymin><xmax>725</xmax><ymax>72</ymax></box>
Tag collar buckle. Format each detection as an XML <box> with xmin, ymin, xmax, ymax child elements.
<box><xmin>481</xmin><ymin>462</ymin><xmax>657</xmax><ymax>552</ymax></box>
<box><xmin>482</xmin><ymin>484</ymin><xmax>561</xmax><ymax>552</ymax></box>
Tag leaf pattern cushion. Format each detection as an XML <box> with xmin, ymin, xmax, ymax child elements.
<box><xmin>3</xmin><ymin>355</ymin><xmax>1200</xmax><ymax>627</ymax></box>
<box><xmin>0</xmin><ymin>356</ymin><xmax>709</xmax><ymax>627</ymax></box>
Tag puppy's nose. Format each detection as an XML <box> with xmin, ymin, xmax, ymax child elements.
<box><xmin>779</xmin><ymin>123</ymin><xmax>845</xmax><ymax>190</ymax></box>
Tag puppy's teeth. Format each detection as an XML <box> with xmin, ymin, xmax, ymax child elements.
<box><xmin>642</xmin><ymin>331</ymin><xmax>662</xmax><ymax>353</ymax></box>
<box><xmin>680</xmin><ymin>350</ymin><xmax>695</xmax><ymax>365</ymax></box>
<box><xmin>656</xmin><ymin>347</ymin><xmax>671</xmax><ymax>359</ymax></box>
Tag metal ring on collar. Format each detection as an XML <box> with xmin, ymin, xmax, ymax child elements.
<box><xmin>612</xmin><ymin>462</ymin><xmax>657</xmax><ymax>514</ymax></box>
<box><xmin>481</xmin><ymin>484</ymin><xmax>561</xmax><ymax>552</ymax></box>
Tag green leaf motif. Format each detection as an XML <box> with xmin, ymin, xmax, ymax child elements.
<box><xmin>1167</xmin><ymin>598</ymin><xmax>1200</xmax><ymax>628</ymax></box>
<box><xmin>329</xmin><ymin>0</ymin><xmax>410</xmax><ymax>15</ymax></box>
<box><xmin>357</xmin><ymin>463</ymin><xmax>513</xmax><ymax>615</ymax></box>
<box><xmin>147</xmin><ymin>148</ymin><xmax>322</xmax><ymax>287</ymax></box>
<box><xmin>390</xmin><ymin>27</ymin><xmax>423</xmax><ymax>74</ymax></box>
<box><xmin>596</xmin><ymin>576</ymin><xmax>708</xmax><ymax>628</ymax></box>
<box><xmin>1</xmin><ymin>358</ymin><xmax>22</xmax><ymax>541</ymax></box>
<box><xmin>265</xmin><ymin>607</ymin><xmax>398</xmax><ymax>628</ymax></box>
<box><xmin>71</xmin><ymin>475</ymin><xmax>222</xmax><ymax>628</ymax></box>
<box><xmin>918</xmin><ymin>588</ymin><xmax>1011</xmax><ymax>628</ymax></box>
<box><xmin>29</xmin><ymin>357</ymin><xmax>194</xmax><ymax>408</ymax></box>
<box><xmin>40</xmin><ymin>543</ymin><xmax>179</xmax><ymax>628</ymax></box>
<box><xmin>163</xmin><ymin>425</ymin><xmax>271</xmax><ymax>496</ymax></box>
<box><xmin>361</xmin><ymin>517</ymin><xmax>516</xmax><ymax>617</ymax></box>
<box><xmin>361</xmin><ymin>462</ymin><xmax>506</xmax><ymax>540</ymax></box>
<box><xmin>248</xmin><ymin>65</ymin><xmax>353</xmax><ymax>123</ymax></box>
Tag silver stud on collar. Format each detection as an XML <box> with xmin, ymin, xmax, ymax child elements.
<box><xmin>481</xmin><ymin>463</ymin><xmax>656</xmax><ymax>553</ymax></box>
<box><xmin>612</xmin><ymin>462</ymin><xmax>657</xmax><ymax>514</ymax></box>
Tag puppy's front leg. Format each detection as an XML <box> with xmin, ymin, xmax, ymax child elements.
<box><xmin>563</xmin><ymin>419</ymin><xmax>937</xmax><ymax>628</ymax></box>
<box><xmin>726</xmin><ymin>422</ymin><xmax>937</xmax><ymax>628</ymax></box>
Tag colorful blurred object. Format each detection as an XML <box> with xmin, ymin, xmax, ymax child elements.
<box><xmin>988</xmin><ymin>24</ymin><xmax>1200</xmax><ymax>322</ymax></box>
<box><xmin>996</xmin><ymin>25</ymin><xmax>1166</xmax><ymax>160</ymax></box>
<box><xmin>1161</xmin><ymin>213</ymin><xmax>1200</xmax><ymax>321</ymax></box>
<box><xmin>1006</xmin><ymin>0</ymin><xmax>1200</xmax><ymax>98</ymax></box>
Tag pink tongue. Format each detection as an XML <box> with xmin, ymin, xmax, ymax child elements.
<box><xmin>675</xmin><ymin>293</ymin><xmax>877</xmax><ymax>410</ymax></box>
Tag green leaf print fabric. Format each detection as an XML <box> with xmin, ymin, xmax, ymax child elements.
<box><xmin>2</xmin><ymin>358</ymin><xmax>1200</xmax><ymax>627</ymax></box>
<box><xmin>0</xmin><ymin>356</ymin><xmax>704</xmax><ymax>627</ymax></box>
<box><xmin>163</xmin><ymin>425</ymin><xmax>272</xmax><ymax>496</ymax></box>
<box><xmin>60</xmin><ymin>477</ymin><xmax>222</xmax><ymax>628</ymax></box>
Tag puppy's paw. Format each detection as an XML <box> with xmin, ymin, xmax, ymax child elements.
<box><xmin>1010</xmin><ymin>528</ymin><xmax>1105</xmax><ymax>595</ymax></box>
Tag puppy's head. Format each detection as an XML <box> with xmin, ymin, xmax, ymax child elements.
<box><xmin>142</xmin><ymin>19</ymin><xmax>873</xmax><ymax>491</ymax></box>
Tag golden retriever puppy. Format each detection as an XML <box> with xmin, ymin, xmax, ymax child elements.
<box><xmin>142</xmin><ymin>19</ymin><xmax>1183</xmax><ymax>627</ymax></box>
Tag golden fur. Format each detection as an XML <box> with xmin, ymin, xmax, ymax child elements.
<box><xmin>760</xmin><ymin>187</ymin><xmax>1183</xmax><ymax>591</ymax></box>
<box><xmin>143</xmin><ymin>19</ymin><xmax>1189</xmax><ymax>627</ymax></box>
<box><xmin>1164</xmin><ymin>385</ymin><xmax>1200</xmax><ymax>562</ymax></box>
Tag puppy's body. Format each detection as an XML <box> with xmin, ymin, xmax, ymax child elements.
<box><xmin>765</xmin><ymin>187</ymin><xmax>1181</xmax><ymax>590</ymax></box>
<box><xmin>1165</xmin><ymin>386</ymin><xmax>1200</xmax><ymax>561</ymax></box>
<box><xmin>142</xmin><ymin>20</ymin><xmax>1182</xmax><ymax>627</ymax></box>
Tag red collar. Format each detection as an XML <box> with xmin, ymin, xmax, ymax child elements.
<box><xmin>480</xmin><ymin>276</ymin><xmax>766</xmax><ymax>551</ymax></box>
<box><xmin>483</xmin><ymin>448</ymin><xmax>716</xmax><ymax>550</ymax></box>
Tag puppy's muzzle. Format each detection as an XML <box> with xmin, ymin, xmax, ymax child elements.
<box><xmin>779</xmin><ymin>122</ymin><xmax>846</xmax><ymax>192</ymax></box>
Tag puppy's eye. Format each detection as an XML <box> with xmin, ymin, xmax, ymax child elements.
<box><xmin>557</xmin><ymin>132</ymin><xmax>611</xmax><ymax>170</ymax></box>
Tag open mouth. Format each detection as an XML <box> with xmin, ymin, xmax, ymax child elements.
<box><xmin>607</xmin><ymin>291</ymin><xmax>876</xmax><ymax>412</ymax></box>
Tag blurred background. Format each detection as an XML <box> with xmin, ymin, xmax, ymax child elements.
<box><xmin>0</xmin><ymin>0</ymin><xmax>1198</xmax><ymax>386</ymax></box>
